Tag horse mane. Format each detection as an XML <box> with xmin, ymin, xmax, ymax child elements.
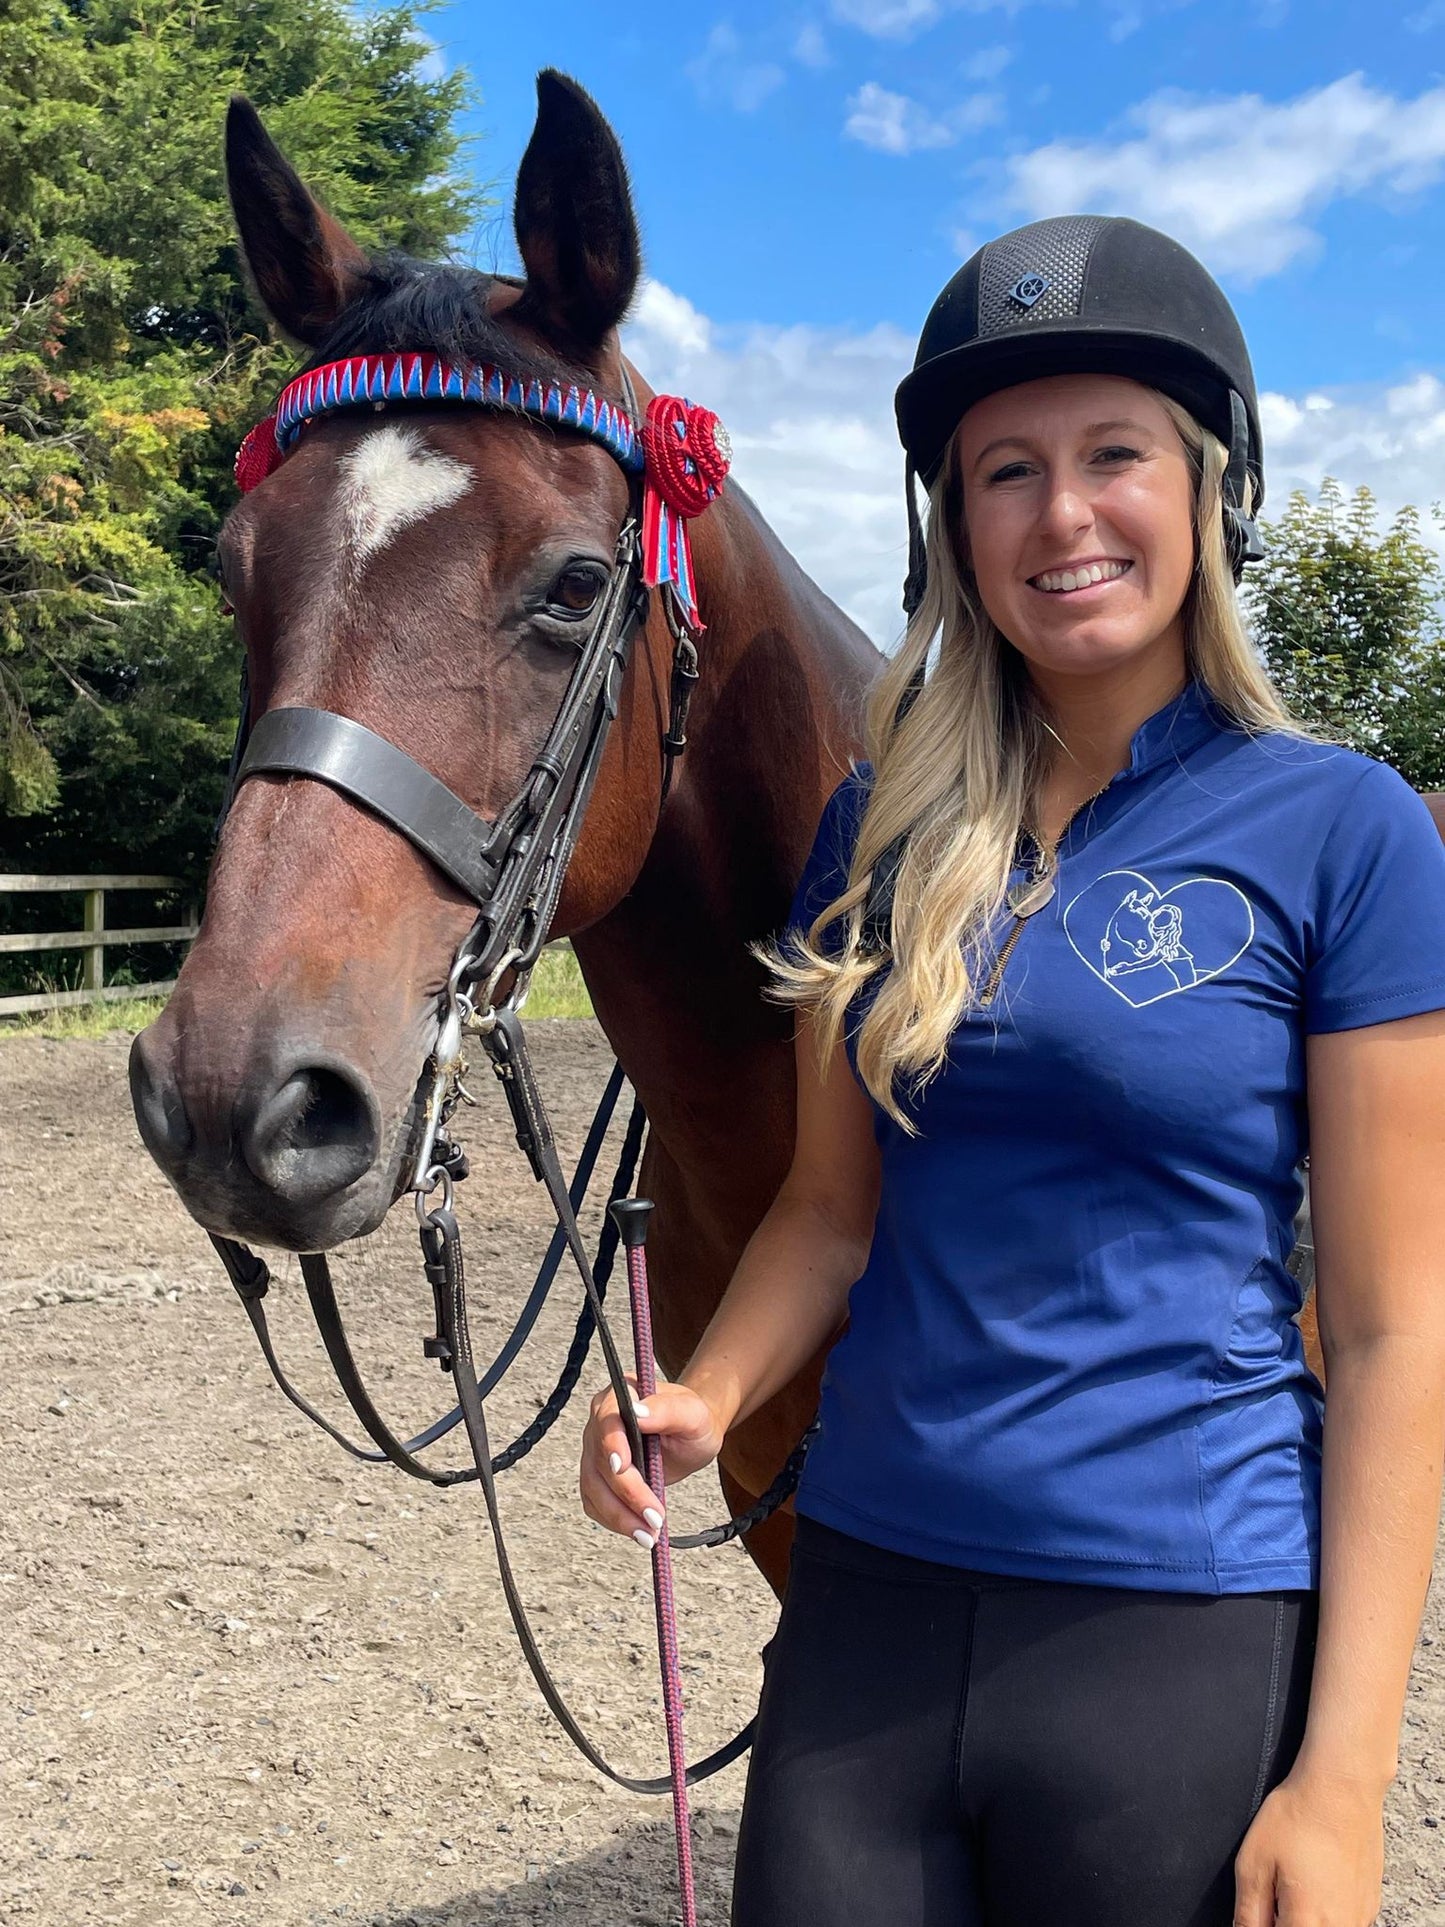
<box><xmin>300</xmin><ymin>254</ymin><xmax>590</xmax><ymax>393</ymax></box>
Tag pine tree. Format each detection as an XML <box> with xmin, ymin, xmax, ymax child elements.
<box><xmin>0</xmin><ymin>0</ymin><xmax>480</xmax><ymax>879</ymax></box>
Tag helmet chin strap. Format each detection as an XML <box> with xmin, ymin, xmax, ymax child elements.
<box><xmin>902</xmin><ymin>457</ymin><xmax>929</xmax><ymax>619</ymax></box>
<box><xmin>1222</xmin><ymin>388</ymin><xmax>1266</xmax><ymax>581</ymax></box>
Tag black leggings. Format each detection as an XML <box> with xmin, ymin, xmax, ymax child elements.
<box><xmin>732</xmin><ymin>1518</ymin><xmax>1317</xmax><ymax>1927</ymax></box>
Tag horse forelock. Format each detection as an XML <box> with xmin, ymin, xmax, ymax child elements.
<box><xmin>299</xmin><ymin>255</ymin><xmax>596</xmax><ymax>397</ymax></box>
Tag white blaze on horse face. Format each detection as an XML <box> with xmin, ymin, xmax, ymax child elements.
<box><xmin>336</xmin><ymin>423</ymin><xmax>471</xmax><ymax>564</ymax></box>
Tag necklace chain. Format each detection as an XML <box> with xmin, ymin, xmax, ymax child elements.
<box><xmin>981</xmin><ymin>771</ymin><xmax>1116</xmax><ymax>1009</ymax></box>
<box><xmin>1025</xmin><ymin>769</ymin><xmax>1116</xmax><ymax>881</ymax></box>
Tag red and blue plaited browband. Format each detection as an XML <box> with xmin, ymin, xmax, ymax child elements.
<box><xmin>234</xmin><ymin>351</ymin><xmax>730</xmax><ymax>632</ymax></box>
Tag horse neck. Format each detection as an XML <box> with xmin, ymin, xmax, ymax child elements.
<box><xmin>571</xmin><ymin>484</ymin><xmax>877</xmax><ymax>1189</ymax></box>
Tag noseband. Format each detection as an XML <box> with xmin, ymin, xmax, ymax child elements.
<box><xmin>206</xmin><ymin>350</ymin><xmax>815</xmax><ymax>1815</ymax></box>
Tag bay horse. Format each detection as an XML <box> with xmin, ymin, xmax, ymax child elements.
<box><xmin>129</xmin><ymin>72</ymin><xmax>878</xmax><ymax>1598</ymax></box>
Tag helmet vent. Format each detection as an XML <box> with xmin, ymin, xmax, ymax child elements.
<box><xmin>978</xmin><ymin>215</ymin><xmax>1109</xmax><ymax>336</ymax></box>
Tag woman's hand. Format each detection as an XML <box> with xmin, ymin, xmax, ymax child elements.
<box><xmin>579</xmin><ymin>1376</ymin><xmax>727</xmax><ymax>1548</ymax></box>
<box><xmin>1233</xmin><ymin>1766</ymin><xmax>1386</xmax><ymax>1925</ymax></box>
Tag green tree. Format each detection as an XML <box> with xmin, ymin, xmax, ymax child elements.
<box><xmin>0</xmin><ymin>0</ymin><xmax>480</xmax><ymax>886</ymax></box>
<box><xmin>1246</xmin><ymin>479</ymin><xmax>1445</xmax><ymax>792</ymax></box>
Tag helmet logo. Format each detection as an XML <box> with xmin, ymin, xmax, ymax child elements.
<box><xmin>1008</xmin><ymin>271</ymin><xmax>1049</xmax><ymax>310</ymax></box>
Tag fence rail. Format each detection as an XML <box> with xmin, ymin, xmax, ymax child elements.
<box><xmin>0</xmin><ymin>874</ymin><xmax>198</xmax><ymax>1017</ymax></box>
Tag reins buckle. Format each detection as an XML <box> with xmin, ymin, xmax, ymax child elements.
<box><xmin>419</xmin><ymin>1205</ymin><xmax>460</xmax><ymax>1371</ymax></box>
<box><xmin>211</xmin><ymin>1234</ymin><xmax>272</xmax><ymax>1303</ymax></box>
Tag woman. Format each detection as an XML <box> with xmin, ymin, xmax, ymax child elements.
<box><xmin>580</xmin><ymin>215</ymin><xmax>1445</xmax><ymax>1926</ymax></box>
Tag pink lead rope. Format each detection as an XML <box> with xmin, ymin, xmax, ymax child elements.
<box><xmin>611</xmin><ymin>1198</ymin><xmax>699</xmax><ymax>1926</ymax></box>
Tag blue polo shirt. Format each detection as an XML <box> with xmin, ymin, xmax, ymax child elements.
<box><xmin>786</xmin><ymin>680</ymin><xmax>1445</xmax><ymax>1593</ymax></box>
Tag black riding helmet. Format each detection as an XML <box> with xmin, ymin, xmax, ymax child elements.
<box><xmin>893</xmin><ymin>214</ymin><xmax>1265</xmax><ymax>610</ymax></box>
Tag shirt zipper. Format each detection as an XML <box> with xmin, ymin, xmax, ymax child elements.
<box><xmin>977</xmin><ymin>776</ymin><xmax>1116</xmax><ymax>1009</ymax></box>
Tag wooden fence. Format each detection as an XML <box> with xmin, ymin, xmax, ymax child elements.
<box><xmin>0</xmin><ymin>875</ymin><xmax>198</xmax><ymax>1017</ymax></box>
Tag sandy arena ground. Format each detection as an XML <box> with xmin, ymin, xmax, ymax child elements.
<box><xmin>1</xmin><ymin>1023</ymin><xmax>1442</xmax><ymax>1925</ymax></box>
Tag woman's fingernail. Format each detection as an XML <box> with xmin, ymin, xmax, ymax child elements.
<box><xmin>608</xmin><ymin>1452</ymin><xmax>623</xmax><ymax>1476</ymax></box>
<box><xmin>632</xmin><ymin>1400</ymin><xmax>650</xmax><ymax>1418</ymax></box>
<box><xmin>643</xmin><ymin>1507</ymin><xmax>664</xmax><ymax>1533</ymax></box>
<box><xmin>632</xmin><ymin>1528</ymin><xmax>656</xmax><ymax>1552</ymax></box>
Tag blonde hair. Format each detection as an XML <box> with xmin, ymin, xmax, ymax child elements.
<box><xmin>766</xmin><ymin>391</ymin><xmax>1313</xmax><ymax>1128</ymax></box>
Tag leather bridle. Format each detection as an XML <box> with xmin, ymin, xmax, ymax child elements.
<box><xmin>205</xmin><ymin>358</ymin><xmax>814</xmax><ymax>1795</ymax></box>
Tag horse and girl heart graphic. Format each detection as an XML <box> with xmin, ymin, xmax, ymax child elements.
<box><xmin>1063</xmin><ymin>870</ymin><xmax>1256</xmax><ymax>1008</ymax></box>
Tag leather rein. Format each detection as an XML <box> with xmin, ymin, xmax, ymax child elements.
<box><xmin>208</xmin><ymin>356</ymin><xmax>814</xmax><ymax>1795</ymax></box>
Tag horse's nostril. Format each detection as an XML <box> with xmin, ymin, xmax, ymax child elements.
<box><xmin>288</xmin><ymin>1068</ymin><xmax>369</xmax><ymax>1151</ymax></box>
<box><xmin>243</xmin><ymin>1061</ymin><xmax>381</xmax><ymax>1205</ymax></box>
<box><xmin>129</xmin><ymin>1024</ymin><xmax>195</xmax><ymax>1165</ymax></box>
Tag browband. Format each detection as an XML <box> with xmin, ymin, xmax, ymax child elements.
<box><xmin>234</xmin><ymin>350</ymin><xmax>730</xmax><ymax>634</ymax></box>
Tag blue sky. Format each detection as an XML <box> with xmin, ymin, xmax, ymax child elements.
<box><xmin>420</xmin><ymin>0</ymin><xmax>1445</xmax><ymax>641</ymax></box>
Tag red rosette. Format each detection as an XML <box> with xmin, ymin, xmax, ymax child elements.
<box><xmin>640</xmin><ymin>395</ymin><xmax>731</xmax><ymax>519</ymax></box>
<box><xmin>234</xmin><ymin>414</ymin><xmax>282</xmax><ymax>493</ymax></box>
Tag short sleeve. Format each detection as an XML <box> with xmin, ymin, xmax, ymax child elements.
<box><xmin>784</xmin><ymin>763</ymin><xmax>873</xmax><ymax>954</ymax></box>
<box><xmin>1305</xmin><ymin>759</ymin><xmax>1445</xmax><ymax>1033</ymax></box>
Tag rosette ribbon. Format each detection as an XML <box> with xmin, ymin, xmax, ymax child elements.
<box><xmin>639</xmin><ymin>395</ymin><xmax>731</xmax><ymax>633</ymax></box>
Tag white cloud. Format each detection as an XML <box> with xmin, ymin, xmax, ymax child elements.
<box><xmin>793</xmin><ymin>21</ymin><xmax>831</xmax><ymax>65</ymax></box>
<box><xmin>831</xmin><ymin>0</ymin><xmax>944</xmax><ymax>36</ymax></box>
<box><xmin>629</xmin><ymin>281</ymin><xmax>713</xmax><ymax>358</ymax></box>
<box><xmin>624</xmin><ymin>281</ymin><xmax>1445</xmax><ymax>646</ymax></box>
<box><xmin>623</xmin><ymin>280</ymin><xmax>914</xmax><ymax>646</ymax></box>
<box><xmin>1261</xmin><ymin>376</ymin><xmax>1445</xmax><ymax>543</ymax></box>
<box><xmin>409</xmin><ymin>31</ymin><xmax>447</xmax><ymax>83</ymax></box>
<box><xmin>685</xmin><ymin>22</ymin><xmax>786</xmax><ymax>113</ymax></box>
<box><xmin>963</xmin><ymin>43</ymin><xmax>1014</xmax><ymax>79</ymax></box>
<box><xmin>1406</xmin><ymin>0</ymin><xmax>1445</xmax><ymax>26</ymax></box>
<box><xmin>1104</xmin><ymin>0</ymin><xmax>1200</xmax><ymax>40</ymax></box>
<box><xmin>846</xmin><ymin>82</ymin><xmax>1003</xmax><ymax>155</ymax></box>
<box><xmin>994</xmin><ymin>74</ymin><xmax>1445</xmax><ymax>282</ymax></box>
<box><xmin>830</xmin><ymin>0</ymin><xmax>1053</xmax><ymax>31</ymax></box>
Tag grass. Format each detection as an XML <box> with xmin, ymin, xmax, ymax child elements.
<box><xmin>0</xmin><ymin>945</ymin><xmax>595</xmax><ymax>1041</ymax></box>
<box><xmin>521</xmin><ymin>942</ymin><xmax>595</xmax><ymax>1019</ymax></box>
<box><xmin>1</xmin><ymin>996</ymin><xmax>170</xmax><ymax>1041</ymax></box>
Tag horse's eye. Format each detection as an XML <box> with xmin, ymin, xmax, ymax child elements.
<box><xmin>547</xmin><ymin>563</ymin><xmax>608</xmax><ymax>617</ymax></box>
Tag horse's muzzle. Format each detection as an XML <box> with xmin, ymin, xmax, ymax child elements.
<box><xmin>129</xmin><ymin>1022</ymin><xmax>391</xmax><ymax>1249</ymax></box>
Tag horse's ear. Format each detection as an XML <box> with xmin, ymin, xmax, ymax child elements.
<box><xmin>513</xmin><ymin>70</ymin><xmax>641</xmax><ymax>351</ymax></box>
<box><xmin>225</xmin><ymin>95</ymin><xmax>371</xmax><ymax>347</ymax></box>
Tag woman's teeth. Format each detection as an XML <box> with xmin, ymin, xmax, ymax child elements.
<box><xmin>1031</xmin><ymin>560</ymin><xmax>1132</xmax><ymax>593</ymax></box>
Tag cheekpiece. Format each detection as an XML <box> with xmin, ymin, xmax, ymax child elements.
<box><xmin>233</xmin><ymin>352</ymin><xmax>730</xmax><ymax>632</ymax></box>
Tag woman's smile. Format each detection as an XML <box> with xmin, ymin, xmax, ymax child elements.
<box><xmin>1028</xmin><ymin>557</ymin><xmax>1134</xmax><ymax>596</ymax></box>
